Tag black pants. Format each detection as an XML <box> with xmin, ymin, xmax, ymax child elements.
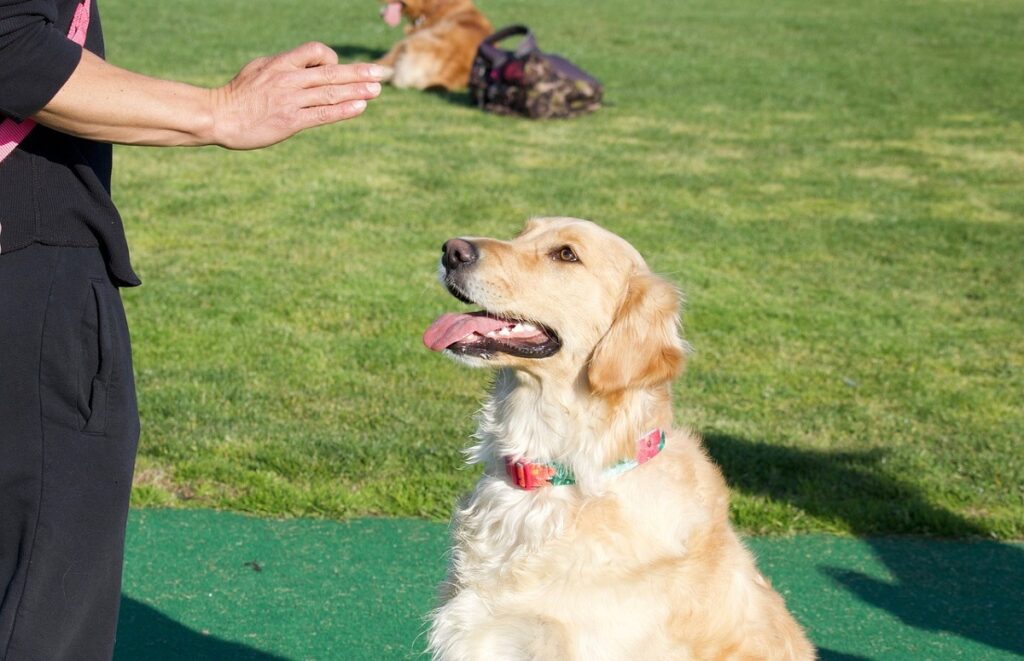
<box><xmin>0</xmin><ymin>244</ymin><xmax>139</xmax><ymax>661</ymax></box>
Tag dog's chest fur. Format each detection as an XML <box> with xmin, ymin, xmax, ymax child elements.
<box><xmin>430</xmin><ymin>371</ymin><xmax>713</xmax><ymax>659</ymax></box>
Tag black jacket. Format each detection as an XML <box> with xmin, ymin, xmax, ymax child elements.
<box><xmin>0</xmin><ymin>0</ymin><xmax>138</xmax><ymax>286</ymax></box>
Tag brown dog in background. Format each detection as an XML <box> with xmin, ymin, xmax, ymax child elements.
<box><xmin>376</xmin><ymin>0</ymin><xmax>492</xmax><ymax>90</ymax></box>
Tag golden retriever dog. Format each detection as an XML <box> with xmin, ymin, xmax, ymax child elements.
<box><xmin>376</xmin><ymin>0</ymin><xmax>492</xmax><ymax>90</ymax></box>
<box><xmin>422</xmin><ymin>217</ymin><xmax>816</xmax><ymax>660</ymax></box>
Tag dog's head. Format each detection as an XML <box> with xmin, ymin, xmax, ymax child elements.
<box><xmin>379</xmin><ymin>0</ymin><xmax>441</xmax><ymax>27</ymax></box>
<box><xmin>424</xmin><ymin>217</ymin><xmax>687</xmax><ymax>394</ymax></box>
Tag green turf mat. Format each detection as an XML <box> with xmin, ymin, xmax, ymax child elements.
<box><xmin>115</xmin><ymin>509</ymin><xmax>1023</xmax><ymax>660</ymax></box>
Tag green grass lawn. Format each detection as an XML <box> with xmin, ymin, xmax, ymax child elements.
<box><xmin>103</xmin><ymin>0</ymin><xmax>1023</xmax><ymax>538</ymax></box>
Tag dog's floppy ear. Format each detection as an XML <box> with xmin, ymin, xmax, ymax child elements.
<box><xmin>587</xmin><ymin>273</ymin><xmax>687</xmax><ymax>394</ymax></box>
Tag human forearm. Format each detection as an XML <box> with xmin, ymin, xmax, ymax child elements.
<box><xmin>34</xmin><ymin>42</ymin><xmax>384</xmax><ymax>149</ymax></box>
<box><xmin>34</xmin><ymin>49</ymin><xmax>216</xmax><ymax>146</ymax></box>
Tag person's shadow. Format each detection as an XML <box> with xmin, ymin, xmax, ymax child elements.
<box><xmin>114</xmin><ymin>597</ymin><xmax>287</xmax><ymax>660</ymax></box>
<box><xmin>703</xmin><ymin>433</ymin><xmax>1024</xmax><ymax>657</ymax></box>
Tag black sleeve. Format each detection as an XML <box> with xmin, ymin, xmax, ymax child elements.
<box><xmin>0</xmin><ymin>0</ymin><xmax>83</xmax><ymax>122</ymax></box>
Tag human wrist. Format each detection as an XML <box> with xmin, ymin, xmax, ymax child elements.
<box><xmin>206</xmin><ymin>83</ymin><xmax>254</xmax><ymax>150</ymax></box>
<box><xmin>188</xmin><ymin>86</ymin><xmax>219</xmax><ymax>147</ymax></box>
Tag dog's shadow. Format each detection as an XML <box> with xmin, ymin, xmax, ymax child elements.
<box><xmin>704</xmin><ymin>433</ymin><xmax>1024</xmax><ymax>657</ymax></box>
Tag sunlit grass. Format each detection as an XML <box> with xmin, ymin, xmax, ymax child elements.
<box><xmin>105</xmin><ymin>0</ymin><xmax>1023</xmax><ymax>537</ymax></box>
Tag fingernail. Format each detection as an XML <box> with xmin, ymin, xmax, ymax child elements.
<box><xmin>366</xmin><ymin>65</ymin><xmax>388</xmax><ymax>78</ymax></box>
<box><xmin>351</xmin><ymin>100</ymin><xmax>367</xmax><ymax>111</ymax></box>
<box><xmin>366</xmin><ymin>82</ymin><xmax>381</xmax><ymax>94</ymax></box>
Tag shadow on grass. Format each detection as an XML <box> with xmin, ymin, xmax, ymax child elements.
<box><xmin>824</xmin><ymin>539</ymin><xmax>1024</xmax><ymax>657</ymax></box>
<box><xmin>427</xmin><ymin>88</ymin><xmax>472</xmax><ymax>108</ymax></box>
<box><xmin>329</xmin><ymin>44</ymin><xmax>387</xmax><ymax>61</ymax></box>
<box><xmin>704</xmin><ymin>433</ymin><xmax>1024</xmax><ymax>656</ymax></box>
<box><xmin>114</xmin><ymin>597</ymin><xmax>286</xmax><ymax>660</ymax></box>
<box><xmin>702</xmin><ymin>433</ymin><xmax>989</xmax><ymax>537</ymax></box>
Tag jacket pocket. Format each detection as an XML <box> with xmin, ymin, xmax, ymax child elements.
<box><xmin>79</xmin><ymin>278</ymin><xmax>117</xmax><ymax>434</ymax></box>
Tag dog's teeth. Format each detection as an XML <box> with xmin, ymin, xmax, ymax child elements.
<box><xmin>499</xmin><ymin>328</ymin><xmax>512</xmax><ymax>337</ymax></box>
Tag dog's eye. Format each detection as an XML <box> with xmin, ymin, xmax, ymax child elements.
<box><xmin>552</xmin><ymin>246</ymin><xmax>579</xmax><ymax>263</ymax></box>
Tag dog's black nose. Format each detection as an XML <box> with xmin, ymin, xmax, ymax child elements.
<box><xmin>442</xmin><ymin>238</ymin><xmax>478</xmax><ymax>271</ymax></box>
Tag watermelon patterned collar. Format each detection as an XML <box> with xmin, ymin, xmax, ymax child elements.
<box><xmin>503</xmin><ymin>429</ymin><xmax>667</xmax><ymax>490</ymax></box>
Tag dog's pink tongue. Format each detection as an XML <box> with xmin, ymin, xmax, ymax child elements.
<box><xmin>423</xmin><ymin>313</ymin><xmax>508</xmax><ymax>351</ymax></box>
<box><xmin>381</xmin><ymin>2</ymin><xmax>402</xmax><ymax>27</ymax></box>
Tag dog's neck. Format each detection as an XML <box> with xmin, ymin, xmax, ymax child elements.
<box><xmin>469</xmin><ymin>367</ymin><xmax>674</xmax><ymax>492</ymax></box>
<box><xmin>410</xmin><ymin>0</ymin><xmax>476</xmax><ymax>26</ymax></box>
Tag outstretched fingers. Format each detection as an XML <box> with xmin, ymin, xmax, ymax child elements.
<box><xmin>212</xmin><ymin>42</ymin><xmax>389</xmax><ymax>149</ymax></box>
<box><xmin>288</xmin><ymin>61</ymin><xmax>389</xmax><ymax>89</ymax></box>
<box><xmin>298</xmin><ymin>100</ymin><xmax>371</xmax><ymax>127</ymax></box>
<box><xmin>294</xmin><ymin>81</ymin><xmax>381</xmax><ymax>112</ymax></box>
<box><xmin>286</xmin><ymin>61</ymin><xmax>385</xmax><ymax>131</ymax></box>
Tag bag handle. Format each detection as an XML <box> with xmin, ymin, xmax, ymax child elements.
<box><xmin>477</xmin><ymin>25</ymin><xmax>538</xmax><ymax>67</ymax></box>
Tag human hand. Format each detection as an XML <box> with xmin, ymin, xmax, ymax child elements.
<box><xmin>210</xmin><ymin>42</ymin><xmax>385</xmax><ymax>150</ymax></box>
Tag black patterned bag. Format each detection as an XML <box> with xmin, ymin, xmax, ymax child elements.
<box><xmin>468</xmin><ymin>25</ymin><xmax>603</xmax><ymax>119</ymax></box>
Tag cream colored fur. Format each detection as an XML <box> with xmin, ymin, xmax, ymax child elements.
<box><xmin>427</xmin><ymin>217</ymin><xmax>815</xmax><ymax>660</ymax></box>
<box><xmin>376</xmin><ymin>0</ymin><xmax>492</xmax><ymax>91</ymax></box>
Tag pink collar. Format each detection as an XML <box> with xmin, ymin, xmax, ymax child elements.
<box><xmin>503</xmin><ymin>429</ymin><xmax>667</xmax><ymax>490</ymax></box>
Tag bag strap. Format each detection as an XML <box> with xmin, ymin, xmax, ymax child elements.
<box><xmin>477</xmin><ymin>25</ymin><xmax>538</xmax><ymax>68</ymax></box>
<box><xmin>0</xmin><ymin>1</ymin><xmax>91</xmax><ymax>165</ymax></box>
